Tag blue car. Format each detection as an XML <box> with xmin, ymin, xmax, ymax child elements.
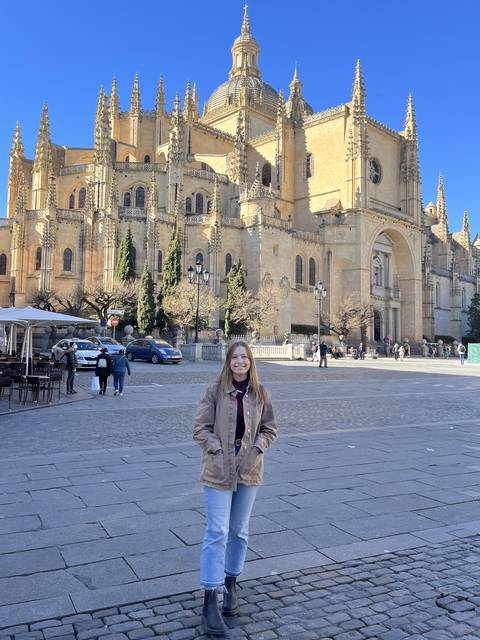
<box><xmin>126</xmin><ymin>338</ymin><xmax>182</xmax><ymax>364</ymax></box>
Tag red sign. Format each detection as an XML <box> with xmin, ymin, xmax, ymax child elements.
<box><xmin>110</xmin><ymin>317</ymin><xmax>119</xmax><ymax>327</ymax></box>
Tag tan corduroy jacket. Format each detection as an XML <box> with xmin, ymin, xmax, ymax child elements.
<box><xmin>193</xmin><ymin>382</ymin><xmax>277</xmax><ymax>491</ymax></box>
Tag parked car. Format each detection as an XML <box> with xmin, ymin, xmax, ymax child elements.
<box><xmin>51</xmin><ymin>339</ymin><xmax>101</xmax><ymax>368</ymax></box>
<box><xmin>125</xmin><ymin>338</ymin><xmax>182</xmax><ymax>364</ymax></box>
<box><xmin>88</xmin><ymin>336</ymin><xmax>124</xmax><ymax>356</ymax></box>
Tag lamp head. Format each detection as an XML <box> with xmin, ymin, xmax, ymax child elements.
<box><xmin>195</xmin><ymin>261</ymin><xmax>202</xmax><ymax>275</ymax></box>
<box><xmin>187</xmin><ymin>265</ymin><xmax>194</xmax><ymax>283</ymax></box>
<box><xmin>203</xmin><ymin>269</ymin><xmax>210</xmax><ymax>283</ymax></box>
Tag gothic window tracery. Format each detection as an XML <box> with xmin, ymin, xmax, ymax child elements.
<box><xmin>196</xmin><ymin>252</ymin><xmax>204</xmax><ymax>266</ymax></box>
<box><xmin>309</xmin><ymin>257</ymin><xmax>316</xmax><ymax>286</ymax></box>
<box><xmin>186</xmin><ymin>197</ymin><xmax>192</xmax><ymax>213</ymax></box>
<box><xmin>373</xmin><ymin>255</ymin><xmax>383</xmax><ymax>287</ymax></box>
<box><xmin>35</xmin><ymin>247</ymin><xmax>42</xmax><ymax>271</ymax></box>
<box><xmin>261</xmin><ymin>163</ymin><xmax>272</xmax><ymax>186</ymax></box>
<box><xmin>157</xmin><ymin>250</ymin><xmax>163</xmax><ymax>273</ymax></box>
<box><xmin>135</xmin><ymin>187</ymin><xmax>145</xmax><ymax>208</ymax></box>
<box><xmin>144</xmin><ymin>155</ymin><xmax>151</xmax><ymax>164</ymax></box>
<box><xmin>78</xmin><ymin>187</ymin><xmax>86</xmax><ymax>209</ymax></box>
<box><xmin>69</xmin><ymin>193</ymin><xmax>75</xmax><ymax>209</ymax></box>
<box><xmin>123</xmin><ymin>192</ymin><xmax>131</xmax><ymax>207</ymax></box>
<box><xmin>195</xmin><ymin>193</ymin><xmax>204</xmax><ymax>214</ymax></box>
<box><xmin>306</xmin><ymin>153</ymin><xmax>313</xmax><ymax>179</ymax></box>
<box><xmin>63</xmin><ymin>248</ymin><xmax>73</xmax><ymax>272</ymax></box>
<box><xmin>295</xmin><ymin>255</ymin><xmax>303</xmax><ymax>285</ymax></box>
<box><xmin>369</xmin><ymin>158</ymin><xmax>382</xmax><ymax>184</ymax></box>
<box><xmin>0</xmin><ymin>254</ymin><xmax>6</xmax><ymax>276</ymax></box>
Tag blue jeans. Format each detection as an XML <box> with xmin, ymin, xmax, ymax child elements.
<box><xmin>113</xmin><ymin>373</ymin><xmax>125</xmax><ymax>393</ymax></box>
<box><xmin>200</xmin><ymin>483</ymin><xmax>258</xmax><ymax>589</ymax></box>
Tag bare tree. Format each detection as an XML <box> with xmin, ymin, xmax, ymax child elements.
<box><xmin>163</xmin><ymin>279</ymin><xmax>218</xmax><ymax>334</ymax></box>
<box><xmin>29</xmin><ymin>290</ymin><xmax>56</xmax><ymax>312</ymax></box>
<box><xmin>82</xmin><ymin>280</ymin><xmax>138</xmax><ymax>322</ymax></box>
<box><xmin>225</xmin><ymin>286</ymin><xmax>281</xmax><ymax>334</ymax></box>
<box><xmin>328</xmin><ymin>294</ymin><xmax>374</xmax><ymax>340</ymax></box>
<box><xmin>54</xmin><ymin>285</ymin><xmax>89</xmax><ymax>317</ymax></box>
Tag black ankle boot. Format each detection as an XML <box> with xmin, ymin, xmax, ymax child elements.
<box><xmin>202</xmin><ymin>588</ymin><xmax>228</xmax><ymax>636</ymax></box>
<box><xmin>222</xmin><ymin>576</ymin><xmax>240</xmax><ymax>617</ymax></box>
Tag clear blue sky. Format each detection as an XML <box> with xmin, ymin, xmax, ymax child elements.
<box><xmin>1</xmin><ymin>0</ymin><xmax>478</xmax><ymax>232</ymax></box>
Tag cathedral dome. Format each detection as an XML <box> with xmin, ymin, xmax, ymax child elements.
<box><xmin>205</xmin><ymin>75</ymin><xmax>279</xmax><ymax>114</ymax></box>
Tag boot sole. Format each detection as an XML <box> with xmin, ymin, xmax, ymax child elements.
<box><xmin>202</xmin><ymin>622</ymin><xmax>228</xmax><ymax>636</ymax></box>
<box><xmin>222</xmin><ymin>607</ymin><xmax>240</xmax><ymax>617</ymax></box>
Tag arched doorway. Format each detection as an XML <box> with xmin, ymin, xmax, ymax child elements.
<box><xmin>373</xmin><ymin>309</ymin><xmax>382</xmax><ymax>342</ymax></box>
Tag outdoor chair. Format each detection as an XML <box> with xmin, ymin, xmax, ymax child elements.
<box><xmin>49</xmin><ymin>368</ymin><xmax>64</xmax><ymax>401</ymax></box>
<box><xmin>9</xmin><ymin>374</ymin><xmax>26</xmax><ymax>404</ymax></box>
<box><xmin>0</xmin><ymin>376</ymin><xmax>12</xmax><ymax>410</ymax></box>
<box><xmin>25</xmin><ymin>375</ymin><xmax>53</xmax><ymax>405</ymax></box>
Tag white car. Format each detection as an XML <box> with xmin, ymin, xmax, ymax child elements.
<box><xmin>88</xmin><ymin>336</ymin><xmax>124</xmax><ymax>355</ymax></box>
<box><xmin>52</xmin><ymin>339</ymin><xmax>101</xmax><ymax>368</ymax></box>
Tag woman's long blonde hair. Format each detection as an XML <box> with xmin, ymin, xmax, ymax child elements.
<box><xmin>217</xmin><ymin>341</ymin><xmax>263</xmax><ymax>399</ymax></box>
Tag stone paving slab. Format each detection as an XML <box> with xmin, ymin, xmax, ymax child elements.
<box><xmin>2</xmin><ymin>536</ymin><xmax>480</xmax><ymax>638</ymax></box>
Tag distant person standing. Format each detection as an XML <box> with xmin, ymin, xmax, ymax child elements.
<box><xmin>311</xmin><ymin>341</ymin><xmax>319</xmax><ymax>363</ymax></box>
<box><xmin>457</xmin><ymin>343</ymin><xmax>466</xmax><ymax>366</ymax></box>
<box><xmin>319</xmin><ymin>341</ymin><xmax>328</xmax><ymax>368</ymax></box>
<box><xmin>392</xmin><ymin>342</ymin><xmax>399</xmax><ymax>361</ymax></box>
<box><xmin>358</xmin><ymin>342</ymin><xmax>365</xmax><ymax>360</ymax></box>
<box><xmin>63</xmin><ymin>342</ymin><xmax>78</xmax><ymax>395</ymax></box>
<box><xmin>398</xmin><ymin>344</ymin><xmax>405</xmax><ymax>361</ymax></box>
<box><xmin>95</xmin><ymin>348</ymin><xmax>112</xmax><ymax>395</ymax></box>
<box><xmin>112</xmin><ymin>348</ymin><xmax>131</xmax><ymax>396</ymax></box>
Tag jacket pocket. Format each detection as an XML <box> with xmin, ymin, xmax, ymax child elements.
<box><xmin>202</xmin><ymin>449</ymin><xmax>225</xmax><ymax>484</ymax></box>
<box><xmin>239</xmin><ymin>446</ymin><xmax>263</xmax><ymax>483</ymax></box>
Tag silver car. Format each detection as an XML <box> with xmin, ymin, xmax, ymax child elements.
<box><xmin>88</xmin><ymin>336</ymin><xmax>124</xmax><ymax>355</ymax></box>
<box><xmin>52</xmin><ymin>339</ymin><xmax>101</xmax><ymax>368</ymax></box>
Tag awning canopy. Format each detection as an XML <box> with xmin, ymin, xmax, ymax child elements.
<box><xmin>0</xmin><ymin>306</ymin><xmax>97</xmax><ymax>327</ymax></box>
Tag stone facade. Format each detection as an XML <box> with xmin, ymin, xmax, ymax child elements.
<box><xmin>1</xmin><ymin>7</ymin><xmax>478</xmax><ymax>342</ymax></box>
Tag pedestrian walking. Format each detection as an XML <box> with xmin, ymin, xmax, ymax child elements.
<box><xmin>62</xmin><ymin>342</ymin><xmax>78</xmax><ymax>395</ymax></box>
<box><xmin>358</xmin><ymin>341</ymin><xmax>365</xmax><ymax>360</ymax></box>
<box><xmin>393</xmin><ymin>342</ymin><xmax>399</xmax><ymax>361</ymax></box>
<box><xmin>311</xmin><ymin>341</ymin><xmax>319</xmax><ymax>362</ymax></box>
<box><xmin>457</xmin><ymin>342</ymin><xmax>466</xmax><ymax>365</ymax></box>
<box><xmin>112</xmin><ymin>348</ymin><xmax>131</xmax><ymax>396</ymax></box>
<box><xmin>95</xmin><ymin>347</ymin><xmax>112</xmax><ymax>395</ymax></box>
<box><xmin>319</xmin><ymin>341</ymin><xmax>328</xmax><ymax>367</ymax></box>
<box><xmin>193</xmin><ymin>341</ymin><xmax>277</xmax><ymax>637</ymax></box>
<box><xmin>398</xmin><ymin>344</ymin><xmax>405</xmax><ymax>361</ymax></box>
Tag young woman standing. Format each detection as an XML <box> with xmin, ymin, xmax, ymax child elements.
<box><xmin>193</xmin><ymin>341</ymin><xmax>277</xmax><ymax>637</ymax></box>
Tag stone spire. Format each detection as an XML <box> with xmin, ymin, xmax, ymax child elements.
<box><xmin>10</xmin><ymin>122</ymin><xmax>25</xmax><ymax>159</ymax></box>
<box><xmin>15</xmin><ymin>170</ymin><xmax>26</xmax><ymax>216</ymax></box>
<box><xmin>351</xmin><ymin>60</ymin><xmax>366</xmax><ymax>123</ymax></box>
<box><xmin>110</xmin><ymin>77</ymin><xmax>119</xmax><ymax>138</ymax></box>
<box><xmin>46</xmin><ymin>175</ymin><xmax>56</xmax><ymax>210</ymax></box>
<box><xmin>183</xmin><ymin>80</ymin><xmax>192</xmax><ymax>121</ymax></box>
<box><xmin>33</xmin><ymin>103</ymin><xmax>52</xmax><ymax>172</ymax></box>
<box><xmin>94</xmin><ymin>86</ymin><xmax>112</xmax><ymax>165</ymax></box>
<box><xmin>229</xmin><ymin>5</ymin><xmax>260</xmax><ymax>79</ymax></box>
<box><xmin>172</xmin><ymin>91</ymin><xmax>181</xmax><ymax>123</ymax></box>
<box><xmin>156</xmin><ymin>75</ymin><xmax>165</xmax><ymax>115</ymax></box>
<box><xmin>432</xmin><ymin>174</ymin><xmax>449</xmax><ymax>242</ymax></box>
<box><xmin>130</xmin><ymin>72</ymin><xmax>141</xmax><ymax>116</ymax></box>
<box><xmin>458</xmin><ymin>210</ymin><xmax>471</xmax><ymax>250</ymax></box>
<box><xmin>228</xmin><ymin>110</ymin><xmax>248</xmax><ymax>183</ymax></box>
<box><xmin>168</xmin><ymin>92</ymin><xmax>185</xmax><ymax>165</ymax></box>
<box><xmin>404</xmin><ymin>94</ymin><xmax>417</xmax><ymax>142</ymax></box>
<box><xmin>192</xmin><ymin>82</ymin><xmax>199</xmax><ymax>121</ymax></box>
<box><xmin>286</xmin><ymin>66</ymin><xmax>312</xmax><ymax>126</ymax></box>
<box><xmin>276</xmin><ymin>89</ymin><xmax>287</xmax><ymax>126</ymax></box>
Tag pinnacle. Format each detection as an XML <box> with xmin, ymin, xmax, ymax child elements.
<box><xmin>156</xmin><ymin>75</ymin><xmax>165</xmax><ymax>114</ymax></box>
<box><xmin>130</xmin><ymin>72</ymin><xmax>141</xmax><ymax>114</ymax></box>
<box><xmin>351</xmin><ymin>59</ymin><xmax>366</xmax><ymax>119</ymax></box>
<box><xmin>11</xmin><ymin>121</ymin><xmax>24</xmax><ymax>157</ymax></box>
<box><xmin>404</xmin><ymin>93</ymin><xmax>417</xmax><ymax>142</ymax></box>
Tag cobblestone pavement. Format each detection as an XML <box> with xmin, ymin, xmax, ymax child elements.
<box><xmin>1</xmin><ymin>358</ymin><xmax>480</xmax><ymax>636</ymax></box>
<box><xmin>2</xmin><ymin>535</ymin><xmax>480</xmax><ymax>639</ymax></box>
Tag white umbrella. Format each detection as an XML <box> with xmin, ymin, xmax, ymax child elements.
<box><xmin>0</xmin><ymin>306</ymin><xmax>96</xmax><ymax>374</ymax></box>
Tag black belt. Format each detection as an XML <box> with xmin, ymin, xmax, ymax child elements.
<box><xmin>235</xmin><ymin>439</ymin><xmax>243</xmax><ymax>447</ymax></box>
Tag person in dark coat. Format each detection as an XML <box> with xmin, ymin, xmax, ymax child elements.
<box><xmin>95</xmin><ymin>347</ymin><xmax>112</xmax><ymax>395</ymax></box>
<box><xmin>63</xmin><ymin>342</ymin><xmax>78</xmax><ymax>394</ymax></box>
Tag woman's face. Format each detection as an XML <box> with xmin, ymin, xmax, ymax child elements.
<box><xmin>229</xmin><ymin>345</ymin><xmax>250</xmax><ymax>380</ymax></box>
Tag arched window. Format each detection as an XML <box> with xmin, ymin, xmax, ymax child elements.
<box><xmin>63</xmin><ymin>248</ymin><xmax>73</xmax><ymax>272</ymax></box>
<box><xmin>68</xmin><ymin>193</ymin><xmax>75</xmax><ymax>209</ymax></box>
<box><xmin>131</xmin><ymin>246</ymin><xmax>137</xmax><ymax>275</ymax></box>
<box><xmin>435</xmin><ymin>282</ymin><xmax>440</xmax><ymax>307</ymax></box>
<box><xmin>295</xmin><ymin>255</ymin><xmax>303</xmax><ymax>285</ymax></box>
<box><xmin>135</xmin><ymin>186</ymin><xmax>145</xmax><ymax>208</ymax></box>
<box><xmin>0</xmin><ymin>254</ymin><xmax>7</xmax><ymax>276</ymax></box>
<box><xmin>195</xmin><ymin>193</ymin><xmax>204</xmax><ymax>214</ymax></box>
<box><xmin>308</xmin><ymin>258</ymin><xmax>316</xmax><ymax>286</ymax></box>
<box><xmin>262</xmin><ymin>163</ymin><xmax>272</xmax><ymax>186</ymax></box>
<box><xmin>78</xmin><ymin>187</ymin><xmax>86</xmax><ymax>209</ymax></box>
<box><xmin>306</xmin><ymin>153</ymin><xmax>313</xmax><ymax>179</ymax></box>
<box><xmin>225</xmin><ymin>253</ymin><xmax>232</xmax><ymax>275</ymax></box>
<box><xmin>373</xmin><ymin>256</ymin><xmax>383</xmax><ymax>287</ymax></box>
<box><xmin>144</xmin><ymin>155</ymin><xmax>150</xmax><ymax>164</ymax></box>
<box><xmin>157</xmin><ymin>250</ymin><xmax>163</xmax><ymax>273</ymax></box>
<box><xmin>123</xmin><ymin>191</ymin><xmax>131</xmax><ymax>207</ymax></box>
<box><xmin>196</xmin><ymin>252</ymin><xmax>204</xmax><ymax>266</ymax></box>
<box><xmin>35</xmin><ymin>247</ymin><xmax>42</xmax><ymax>271</ymax></box>
<box><xmin>462</xmin><ymin>288</ymin><xmax>466</xmax><ymax>309</ymax></box>
<box><xmin>125</xmin><ymin>155</ymin><xmax>130</xmax><ymax>163</ymax></box>
<box><xmin>186</xmin><ymin>197</ymin><xmax>192</xmax><ymax>213</ymax></box>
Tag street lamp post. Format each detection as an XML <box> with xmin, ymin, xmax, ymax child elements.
<box><xmin>188</xmin><ymin>260</ymin><xmax>210</xmax><ymax>343</ymax></box>
<box><xmin>314</xmin><ymin>282</ymin><xmax>327</xmax><ymax>368</ymax></box>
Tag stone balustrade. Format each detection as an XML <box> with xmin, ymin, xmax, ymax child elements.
<box><xmin>115</xmin><ymin>162</ymin><xmax>166</xmax><ymax>172</ymax></box>
<box><xmin>59</xmin><ymin>164</ymin><xmax>92</xmax><ymax>176</ymax></box>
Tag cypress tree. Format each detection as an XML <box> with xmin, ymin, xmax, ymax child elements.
<box><xmin>137</xmin><ymin>263</ymin><xmax>156</xmax><ymax>334</ymax></box>
<box><xmin>224</xmin><ymin>261</ymin><xmax>247</xmax><ymax>338</ymax></box>
<box><xmin>114</xmin><ymin>225</ymin><xmax>135</xmax><ymax>282</ymax></box>
<box><xmin>162</xmin><ymin>227</ymin><xmax>182</xmax><ymax>297</ymax></box>
<box><xmin>155</xmin><ymin>288</ymin><xmax>169</xmax><ymax>334</ymax></box>
<box><xmin>467</xmin><ymin>293</ymin><xmax>480</xmax><ymax>342</ymax></box>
